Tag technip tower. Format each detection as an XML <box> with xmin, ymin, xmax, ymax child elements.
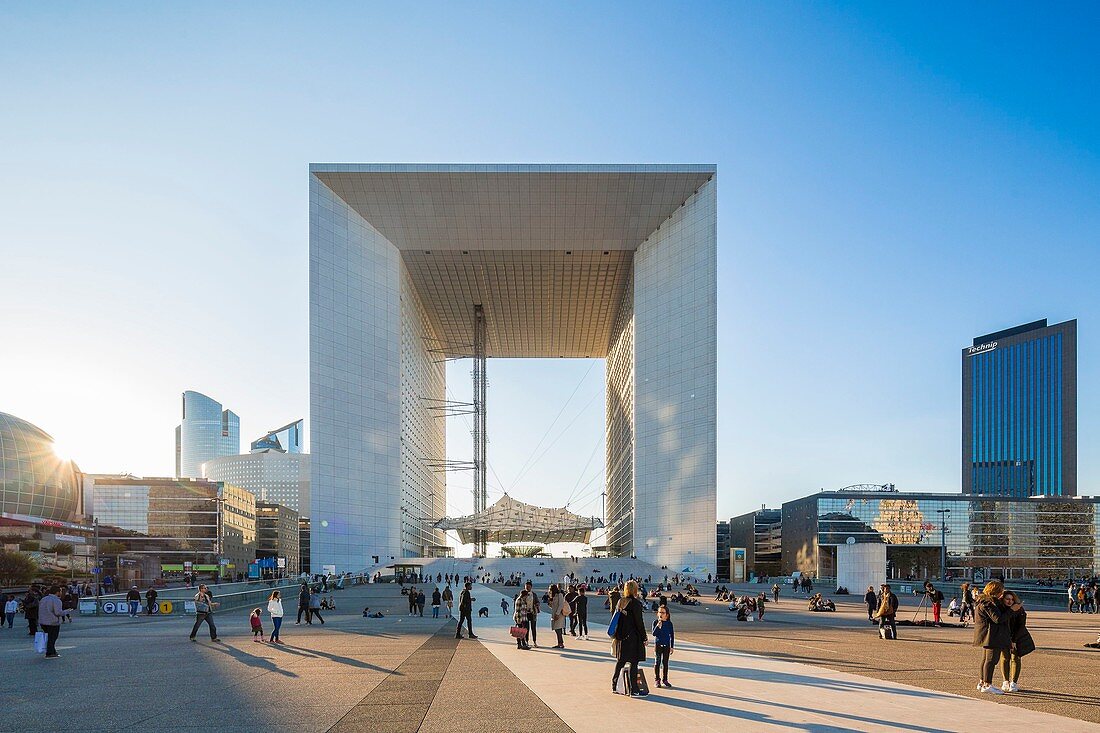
<box><xmin>962</xmin><ymin>318</ymin><xmax>1077</xmax><ymax>497</ymax></box>
<box><xmin>309</xmin><ymin>164</ymin><xmax>717</xmax><ymax>572</ymax></box>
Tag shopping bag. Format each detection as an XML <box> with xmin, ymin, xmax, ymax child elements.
<box><xmin>509</xmin><ymin>625</ymin><xmax>528</xmax><ymax>639</ymax></box>
<box><xmin>607</xmin><ymin>609</ymin><xmax>621</xmax><ymax>636</ymax></box>
<box><xmin>633</xmin><ymin>668</ymin><xmax>651</xmax><ymax>697</ymax></box>
<box><xmin>34</xmin><ymin>631</ymin><xmax>47</xmax><ymax>654</ymax></box>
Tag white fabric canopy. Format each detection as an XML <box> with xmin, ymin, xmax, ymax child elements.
<box><xmin>434</xmin><ymin>494</ymin><xmax>603</xmax><ymax>545</ymax></box>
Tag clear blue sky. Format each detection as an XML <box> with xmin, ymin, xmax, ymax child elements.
<box><xmin>2</xmin><ymin>2</ymin><xmax>1098</xmax><ymax>524</ymax></box>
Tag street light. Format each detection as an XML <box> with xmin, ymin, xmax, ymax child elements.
<box><xmin>936</xmin><ymin>509</ymin><xmax>951</xmax><ymax>583</ymax></box>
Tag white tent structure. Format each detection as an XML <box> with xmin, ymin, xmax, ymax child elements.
<box><xmin>434</xmin><ymin>494</ymin><xmax>604</xmax><ymax>546</ymax></box>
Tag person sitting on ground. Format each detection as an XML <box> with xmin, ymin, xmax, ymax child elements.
<box><xmin>949</xmin><ymin>597</ymin><xmax>961</xmax><ymax>617</ymax></box>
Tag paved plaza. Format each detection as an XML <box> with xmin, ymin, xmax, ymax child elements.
<box><xmin>2</xmin><ymin>582</ymin><xmax>1099</xmax><ymax>732</ymax></box>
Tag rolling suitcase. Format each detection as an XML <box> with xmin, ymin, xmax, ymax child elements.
<box><xmin>632</xmin><ymin>668</ymin><xmax>650</xmax><ymax>697</ymax></box>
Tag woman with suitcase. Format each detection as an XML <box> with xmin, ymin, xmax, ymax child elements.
<box><xmin>611</xmin><ymin>580</ymin><xmax>648</xmax><ymax>695</ymax></box>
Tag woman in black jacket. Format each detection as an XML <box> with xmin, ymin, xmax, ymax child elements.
<box><xmin>999</xmin><ymin>591</ymin><xmax>1035</xmax><ymax>693</ymax></box>
<box><xmin>972</xmin><ymin>580</ymin><xmax>1011</xmax><ymax>694</ymax></box>
<box><xmin>612</xmin><ymin>580</ymin><xmax>647</xmax><ymax>694</ymax></box>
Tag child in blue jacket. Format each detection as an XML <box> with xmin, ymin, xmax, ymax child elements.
<box><xmin>652</xmin><ymin>605</ymin><xmax>675</xmax><ymax>688</ymax></box>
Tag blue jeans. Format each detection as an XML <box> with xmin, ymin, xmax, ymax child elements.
<box><xmin>272</xmin><ymin>616</ymin><xmax>283</xmax><ymax>640</ymax></box>
<box><xmin>128</xmin><ymin>601</ymin><xmax>139</xmax><ymax>616</ymax></box>
<box><xmin>5</xmin><ymin>612</ymin><xmax>14</xmax><ymax>628</ymax></box>
<box><xmin>433</xmin><ymin>606</ymin><xmax>439</xmax><ymax>617</ymax></box>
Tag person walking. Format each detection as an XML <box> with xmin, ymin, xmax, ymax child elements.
<box><xmin>973</xmin><ymin>580</ymin><xmax>1011</xmax><ymax>695</ymax></box>
<box><xmin>1068</xmin><ymin>582</ymin><xmax>1078</xmax><ymax>613</ymax></box>
<box><xmin>864</xmin><ymin>585</ymin><xmax>878</xmax><ymax>623</ymax></box>
<box><xmin>268</xmin><ymin>590</ymin><xmax>284</xmax><ymax>644</ymax></box>
<box><xmin>297</xmin><ymin>584</ymin><xmax>311</xmax><ymax>624</ymax></box>
<box><xmin>416</xmin><ymin>589</ymin><xmax>426</xmax><ymax>617</ymax></box>
<box><xmin>145</xmin><ymin>586</ymin><xmax>158</xmax><ymax>616</ymax></box>
<box><xmin>189</xmin><ymin>584</ymin><xmax>220</xmax><ymax>642</ymax></box>
<box><xmin>998</xmin><ymin>590</ymin><xmax>1034</xmax><ymax>692</ymax></box>
<box><xmin>309</xmin><ymin>588</ymin><xmax>325</xmax><ymax>624</ymax></box>
<box><xmin>874</xmin><ymin>583</ymin><xmax>899</xmax><ymax>640</ymax></box>
<box><xmin>549</xmin><ymin>584</ymin><xmax>567</xmax><ymax>649</ymax></box>
<box><xmin>652</xmin><ymin>605</ymin><xmax>675</xmax><ymax>688</ymax></box>
<box><xmin>4</xmin><ymin>594</ymin><xmax>17</xmax><ymax>629</ymax></box>
<box><xmin>960</xmin><ymin>582</ymin><xmax>974</xmax><ymax>625</ymax></box>
<box><xmin>575</xmin><ymin>586</ymin><xmax>589</xmax><ymax>640</ymax></box>
<box><xmin>772</xmin><ymin>583</ymin><xmax>781</xmax><ymax>604</ymax></box>
<box><xmin>37</xmin><ymin>585</ymin><xmax>70</xmax><ymax>658</ymax></box>
<box><xmin>126</xmin><ymin>586</ymin><xmax>141</xmax><ymax>617</ymax></box>
<box><xmin>431</xmin><ymin>587</ymin><xmax>441</xmax><ymax>618</ymax></box>
<box><xmin>455</xmin><ymin>582</ymin><xmax>476</xmax><ymax>639</ymax></box>
<box><xmin>522</xmin><ymin>580</ymin><xmax>540</xmax><ymax>648</ymax></box>
<box><xmin>442</xmin><ymin>585</ymin><xmax>454</xmax><ymax>618</ymax></box>
<box><xmin>250</xmin><ymin>607</ymin><xmax>266</xmax><ymax>643</ymax></box>
<box><xmin>500</xmin><ymin>596</ymin><xmax>509</xmax><ymax>615</ymax></box>
<box><xmin>23</xmin><ymin>587</ymin><xmax>40</xmax><ymax>636</ymax></box>
<box><xmin>611</xmin><ymin>580</ymin><xmax>647</xmax><ymax>695</ymax></box>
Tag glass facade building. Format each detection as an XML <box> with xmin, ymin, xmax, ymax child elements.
<box><xmin>202</xmin><ymin>451</ymin><xmax>309</xmax><ymax>515</ymax></box>
<box><xmin>0</xmin><ymin>411</ymin><xmax>82</xmax><ymax>522</ymax></box>
<box><xmin>781</xmin><ymin>491</ymin><xmax>1099</xmax><ymax>581</ymax></box>
<box><xmin>962</xmin><ymin>319</ymin><xmax>1077</xmax><ymax>497</ymax></box>
<box><xmin>175</xmin><ymin>391</ymin><xmax>240</xmax><ymax>479</ymax></box>
<box><xmin>250</xmin><ymin>420</ymin><xmax>304</xmax><ymax>454</ymax></box>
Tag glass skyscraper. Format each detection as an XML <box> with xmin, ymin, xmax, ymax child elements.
<box><xmin>962</xmin><ymin>319</ymin><xmax>1077</xmax><ymax>497</ymax></box>
<box><xmin>250</xmin><ymin>419</ymin><xmax>304</xmax><ymax>453</ymax></box>
<box><xmin>175</xmin><ymin>391</ymin><xmax>240</xmax><ymax>479</ymax></box>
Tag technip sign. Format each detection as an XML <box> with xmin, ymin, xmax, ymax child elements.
<box><xmin>967</xmin><ymin>341</ymin><xmax>997</xmax><ymax>356</ymax></box>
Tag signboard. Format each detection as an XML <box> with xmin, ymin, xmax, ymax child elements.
<box><xmin>967</xmin><ymin>341</ymin><xmax>998</xmax><ymax>357</ymax></box>
<box><xmin>973</xmin><ymin>570</ymin><xmax>985</xmax><ymax>584</ymax></box>
<box><xmin>184</xmin><ymin>601</ymin><xmax>196</xmax><ymax>614</ymax></box>
<box><xmin>323</xmin><ymin>564</ymin><xmax>336</xmax><ymax>576</ymax></box>
<box><xmin>78</xmin><ymin>600</ymin><xmax>97</xmax><ymax>615</ymax></box>
<box><xmin>54</xmin><ymin>533</ymin><xmax>86</xmax><ymax>545</ymax></box>
<box><xmin>184</xmin><ymin>561</ymin><xmax>193</xmax><ymax>570</ymax></box>
<box><xmin>161</xmin><ymin>564</ymin><xmax>185</xmax><ymax>571</ymax></box>
<box><xmin>731</xmin><ymin>548</ymin><xmax>747</xmax><ymax>583</ymax></box>
<box><xmin>277</xmin><ymin>557</ymin><xmax>286</xmax><ymax>569</ymax></box>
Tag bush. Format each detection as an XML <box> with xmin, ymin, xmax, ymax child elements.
<box><xmin>0</xmin><ymin>549</ymin><xmax>39</xmax><ymax>585</ymax></box>
<box><xmin>46</xmin><ymin>542</ymin><xmax>74</xmax><ymax>556</ymax></box>
<box><xmin>18</xmin><ymin>540</ymin><xmax>40</xmax><ymax>552</ymax></box>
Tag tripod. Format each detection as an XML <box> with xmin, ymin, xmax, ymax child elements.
<box><xmin>911</xmin><ymin>591</ymin><xmax>932</xmax><ymax>625</ymax></box>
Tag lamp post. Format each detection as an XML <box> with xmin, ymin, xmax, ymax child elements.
<box><xmin>936</xmin><ymin>509</ymin><xmax>951</xmax><ymax>583</ymax></box>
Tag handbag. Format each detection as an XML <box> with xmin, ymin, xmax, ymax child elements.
<box><xmin>34</xmin><ymin>631</ymin><xmax>47</xmax><ymax>654</ymax></box>
<box><xmin>194</xmin><ymin>596</ymin><xmax>211</xmax><ymax>613</ymax></box>
<box><xmin>560</xmin><ymin>600</ymin><xmax>571</xmax><ymax>616</ymax></box>
<box><xmin>509</xmin><ymin>625</ymin><xmax>529</xmax><ymax>639</ymax></box>
<box><xmin>607</xmin><ymin>609</ymin><xmax>621</xmax><ymax>637</ymax></box>
<box><xmin>610</xmin><ymin>638</ymin><xmax>621</xmax><ymax>659</ymax></box>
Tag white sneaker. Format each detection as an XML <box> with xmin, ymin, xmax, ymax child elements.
<box><xmin>978</xmin><ymin>684</ymin><xmax>1003</xmax><ymax>695</ymax></box>
<box><xmin>1009</xmin><ymin>682</ymin><xmax>1019</xmax><ymax>692</ymax></box>
<box><xmin>1000</xmin><ymin>681</ymin><xmax>1011</xmax><ymax>692</ymax></box>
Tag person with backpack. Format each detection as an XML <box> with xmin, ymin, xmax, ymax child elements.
<box><xmin>973</xmin><ymin>580</ymin><xmax>1011</xmax><ymax>695</ymax></box>
<box><xmin>999</xmin><ymin>590</ymin><xmax>1034</xmax><ymax>692</ymax></box>
<box><xmin>611</xmin><ymin>580</ymin><xmax>647</xmax><ymax>696</ymax></box>
<box><xmin>308</xmin><ymin>588</ymin><xmax>325</xmax><ymax>624</ymax></box>
<box><xmin>873</xmin><ymin>583</ymin><xmax>899</xmax><ymax>640</ymax></box>
<box><xmin>189</xmin><ymin>584</ymin><xmax>220</xmax><ymax>643</ymax></box>
<box><xmin>549</xmin><ymin>584</ymin><xmax>568</xmax><ymax>649</ymax></box>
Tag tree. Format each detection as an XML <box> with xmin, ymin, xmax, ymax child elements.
<box><xmin>45</xmin><ymin>542</ymin><xmax>74</xmax><ymax>556</ymax></box>
<box><xmin>18</xmin><ymin>540</ymin><xmax>40</xmax><ymax>552</ymax></box>
<box><xmin>100</xmin><ymin>541</ymin><xmax>127</xmax><ymax>556</ymax></box>
<box><xmin>0</xmin><ymin>549</ymin><xmax>39</xmax><ymax>585</ymax></box>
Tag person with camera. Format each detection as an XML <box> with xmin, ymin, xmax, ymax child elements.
<box><xmin>189</xmin><ymin>584</ymin><xmax>220</xmax><ymax>642</ymax></box>
<box><xmin>923</xmin><ymin>581</ymin><xmax>945</xmax><ymax>625</ymax></box>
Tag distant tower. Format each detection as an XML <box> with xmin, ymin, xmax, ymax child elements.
<box><xmin>175</xmin><ymin>391</ymin><xmax>239</xmax><ymax>478</ymax></box>
<box><xmin>962</xmin><ymin>319</ymin><xmax>1077</xmax><ymax>497</ymax></box>
<box><xmin>250</xmin><ymin>419</ymin><xmax>304</xmax><ymax>454</ymax></box>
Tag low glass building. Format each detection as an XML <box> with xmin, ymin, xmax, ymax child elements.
<box><xmin>0</xmin><ymin>411</ymin><xmax>82</xmax><ymax>522</ymax></box>
<box><xmin>781</xmin><ymin>490</ymin><xmax>1100</xmax><ymax>581</ymax></box>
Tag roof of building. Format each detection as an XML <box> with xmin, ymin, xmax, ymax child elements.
<box><xmin>433</xmin><ymin>494</ymin><xmax>604</xmax><ymax>545</ymax></box>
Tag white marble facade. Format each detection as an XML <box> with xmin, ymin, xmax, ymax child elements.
<box><xmin>309</xmin><ymin>164</ymin><xmax>717</xmax><ymax>573</ymax></box>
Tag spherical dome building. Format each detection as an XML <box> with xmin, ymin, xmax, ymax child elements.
<box><xmin>0</xmin><ymin>412</ymin><xmax>81</xmax><ymax>521</ymax></box>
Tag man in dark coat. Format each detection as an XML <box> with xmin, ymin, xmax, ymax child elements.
<box><xmin>455</xmin><ymin>582</ymin><xmax>477</xmax><ymax>639</ymax></box>
<box><xmin>296</xmin><ymin>584</ymin><xmax>311</xmax><ymax>624</ymax></box>
<box><xmin>145</xmin><ymin>586</ymin><xmax>159</xmax><ymax>615</ymax></box>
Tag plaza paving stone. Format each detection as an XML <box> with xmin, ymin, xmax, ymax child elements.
<box><xmin>2</xmin><ymin>581</ymin><xmax>1098</xmax><ymax>732</ymax></box>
